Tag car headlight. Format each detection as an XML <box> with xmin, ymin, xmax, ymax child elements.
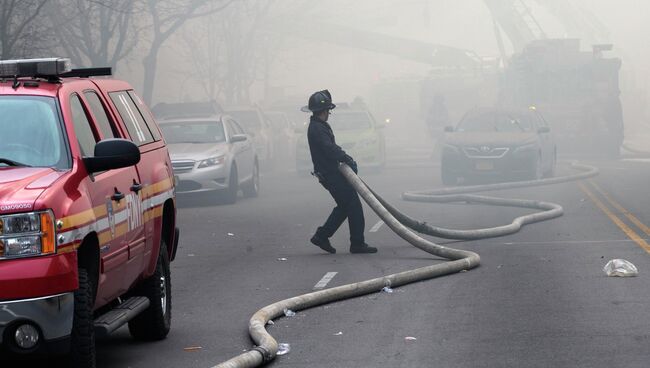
<box><xmin>513</xmin><ymin>143</ymin><xmax>538</xmax><ymax>154</ymax></box>
<box><xmin>198</xmin><ymin>155</ymin><xmax>225</xmax><ymax>168</ymax></box>
<box><xmin>0</xmin><ymin>211</ymin><xmax>55</xmax><ymax>259</ymax></box>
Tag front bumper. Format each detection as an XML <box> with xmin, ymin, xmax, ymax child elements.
<box><xmin>173</xmin><ymin>164</ymin><xmax>229</xmax><ymax>194</ymax></box>
<box><xmin>0</xmin><ymin>292</ymin><xmax>73</xmax><ymax>354</ymax></box>
<box><xmin>442</xmin><ymin>149</ymin><xmax>537</xmax><ymax>182</ymax></box>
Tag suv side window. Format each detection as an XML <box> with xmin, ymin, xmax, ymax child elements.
<box><xmin>109</xmin><ymin>91</ymin><xmax>154</xmax><ymax>146</ymax></box>
<box><xmin>70</xmin><ymin>94</ymin><xmax>98</xmax><ymax>157</ymax></box>
<box><xmin>127</xmin><ymin>90</ymin><xmax>162</xmax><ymax>141</ymax></box>
<box><xmin>84</xmin><ymin>91</ymin><xmax>117</xmax><ymax>139</ymax></box>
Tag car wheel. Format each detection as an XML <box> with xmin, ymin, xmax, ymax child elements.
<box><xmin>223</xmin><ymin>166</ymin><xmax>238</xmax><ymax>204</ymax></box>
<box><xmin>128</xmin><ymin>239</ymin><xmax>171</xmax><ymax>341</ymax></box>
<box><xmin>70</xmin><ymin>268</ymin><xmax>96</xmax><ymax>368</ymax></box>
<box><xmin>242</xmin><ymin>162</ymin><xmax>260</xmax><ymax>198</ymax></box>
<box><xmin>544</xmin><ymin>150</ymin><xmax>557</xmax><ymax>178</ymax></box>
<box><xmin>531</xmin><ymin>154</ymin><xmax>543</xmax><ymax>180</ymax></box>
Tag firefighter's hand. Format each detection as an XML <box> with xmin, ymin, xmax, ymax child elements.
<box><xmin>343</xmin><ymin>155</ymin><xmax>358</xmax><ymax>174</ymax></box>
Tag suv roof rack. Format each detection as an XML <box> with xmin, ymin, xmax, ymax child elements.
<box><xmin>60</xmin><ymin>67</ymin><xmax>112</xmax><ymax>78</ymax></box>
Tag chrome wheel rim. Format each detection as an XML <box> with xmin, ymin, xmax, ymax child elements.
<box><xmin>159</xmin><ymin>275</ymin><xmax>167</xmax><ymax>315</ymax></box>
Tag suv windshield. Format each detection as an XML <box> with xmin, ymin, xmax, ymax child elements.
<box><xmin>228</xmin><ymin>111</ymin><xmax>261</xmax><ymax>131</ymax></box>
<box><xmin>160</xmin><ymin>121</ymin><xmax>226</xmax><ymax>144</ymax></box>
<box><xmin>0</xmin><ymin>96</ymin><xmax>68</xmax><ymax>168</ymax></box>
<box><xmin>329</xmin><ymin>111</ymin><xmax>372</xmax><ymax>131</ymax></box>
<box><xmin>457</xmin><ymin>111</ymin><xmax>533</xmax><ymax>133</ymax></box>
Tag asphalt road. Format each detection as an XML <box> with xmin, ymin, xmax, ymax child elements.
<box><xmin>25</xmin><ymin>151</ymin><xmax>650</xmax><ymax>368</ymax></box>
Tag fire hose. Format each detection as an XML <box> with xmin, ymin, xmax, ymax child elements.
<box><xmin>212</xmin><ymin>161</ymin><xmax>599</xmax><ymax>368</ymax></box>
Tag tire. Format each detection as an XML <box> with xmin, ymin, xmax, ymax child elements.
<box><xmin>242</xmin><ymin>162</ymin><xmax>259</xmax><ymax>198</ymax></box>
<box><xmin>544</xmin><ymin>150</ymin><xmax>557</xmax><ymax>178</ymax></box>
<box><xmin>223</xmin><ymin>166</ymin><xmax>238</xmax><ymax>204</ymax></box>
<box><xmin>441</xmin><ymin>167</ymin><xmax>456</xmax><ymax>186</ymax></box>
<box><xmin>530</xmin><ymin>154</ymin><xmax>543</xmax><ymax>180</ymax></box>
<box><xmin>128</xmin><ymin>240</ymin><xmax>172</xmax><ymax>341</ymax></box>
<box><xmin>70</xmin><ymin>268</ymin><xmax>96</xmax><ymax>368</ymax></box>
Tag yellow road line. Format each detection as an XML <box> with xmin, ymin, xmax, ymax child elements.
<box><xmin>589</xmin><ymin>180</ymin><xmax>650</xmax><ymax>236</ymax></box>
<box><xmin>578</xmin><ymin>182</ymin><xmax>650</xmax><ymax>253</ymax></box>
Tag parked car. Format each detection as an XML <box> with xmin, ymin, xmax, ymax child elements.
<box><xmin>158</xmin><ymin>114</ymin><xmax>259</xmax><ymax>204</ymax></box>
<box><xmin>441</xmin><ymin>107</ymin><xmax>556</xmax><ymax>185</ymax></box>
<box><xmin>296</xmin><ymin>106</ymin><xmax>386</xmax><ymax>174</ymax></box>
<box><xmin>226</xmin><ymin>106</ymin><xmax>274</xmax><ymax>165</ymax></box>
<box><xmin>0</xmin><ymin>58</ymin><xmax>179</xmax><ymax>366</ymax></box>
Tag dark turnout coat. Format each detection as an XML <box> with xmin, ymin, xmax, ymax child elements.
<box><xmin>307</xmin><ymin>115</ymin><xmax>348</xmax><ymax>177</ymax></box>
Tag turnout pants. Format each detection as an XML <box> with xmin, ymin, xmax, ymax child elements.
<box><xmin>315</xmin><ymin>173</ymin><xmax>365</xmax><ymax>245</ymax></box>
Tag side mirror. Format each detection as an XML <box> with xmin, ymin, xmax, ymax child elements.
<box><xmin>83</xmin><ymin>139</ymin><xmax>140</xmax><ymax>173</ymax></box>
<box><xmin>444</xmin><ymin>126</ymin><xmax>454</xmax><ymax>133</ymax></box>
<box><xmin>537</xmin><ymin>127</ymin><xmax>550</xmax><ymax>134</ymax></box>
<box><xmin>231</xmin><ymin>134</ymin><xmax>247</xmax><ymax>143</ymax></box>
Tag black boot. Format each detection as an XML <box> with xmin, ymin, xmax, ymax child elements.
<box><xmin>311</xmin><ymin>235</ymin><xmax>336</xmax><ymax>254</ymax></box>
<box><xmin>350</xmin><ymin>243</ymin><xmax>378</xmax><ymax>254</ymax></box>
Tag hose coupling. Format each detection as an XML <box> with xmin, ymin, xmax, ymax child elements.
<box><xmin>252</xmin><ymin>346</ymin><xmax>273</xmax><ymax>362</ymax></box>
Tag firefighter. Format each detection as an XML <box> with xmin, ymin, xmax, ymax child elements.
<box><xmin>301</xmin><ymin>90</ymin><xmax>377</xmax><ymax>254</ymax></box>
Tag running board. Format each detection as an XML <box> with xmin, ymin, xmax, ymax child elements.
<box><xmin>94</xmin><ymin>296</ymin><xmax>150</xmax><ymax>338</ymax></box>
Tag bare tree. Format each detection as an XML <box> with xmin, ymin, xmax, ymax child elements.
<box><xmin>180</xmin><ymin>0</ymin><xmax>277</xmax><ymax>105</ymax></box>
<box><xmin>140</xmin><ymin>0</ymin><xmax>233</xmax><ymax>104</ymax></box>
<box><xmin>0</xmin><ymin>0</ymin><xmax>49</xmax><ymax>59</ymax></box>
<box><xmin>46</xmin><ymin>0</ymin><xmax>138</xmax><ymax>70</ymax></box>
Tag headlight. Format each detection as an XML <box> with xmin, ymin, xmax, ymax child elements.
<box><xmin>0</xmin><ymin>211</ymin><xmax>55</xmax><ymax>259</ymax></box>
<box><xmin>513</xmin><ymin>143</ymin><xmax>538</xmax><ymax>154</ymax></box>
<box><xmin>198</xmin><ymin>155</ymin><xmax>225</xmax><ymax>168</ymax></box>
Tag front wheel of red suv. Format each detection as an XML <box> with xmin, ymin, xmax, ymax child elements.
<box><xmin>70</xmin><ymin>268</ymin><xmax>96</xmax><ymax>368</ymax></box>
<box><xmin>128</xmin><ymin>240</ymin><xmax>171</xmax><ymax>341</ymax></box>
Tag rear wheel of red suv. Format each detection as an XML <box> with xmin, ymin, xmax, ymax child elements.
<box><xmin>128</xmin><ymin>240</ymin><xmax>171</xmax><ymax>340</ymax></box>
<box><xmin>70</xmin><ymin>268</ymin><xmax>96</xmax><ymax>368</ymax></box>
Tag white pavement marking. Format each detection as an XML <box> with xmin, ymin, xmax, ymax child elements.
<box><xmin>370</xmin><ymin>220</ymin><xmax>385</xmax><ymax>233</ymax></box>
<box><xmin>313</xmin><ymin>272</ymin><xmax>338</xmax><ymax>290</ymax></box>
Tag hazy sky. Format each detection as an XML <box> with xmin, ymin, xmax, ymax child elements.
<box><xmin>146</xmin><ymin>0</ymin><xmax>649</xmax><ymax>126</ymax></box>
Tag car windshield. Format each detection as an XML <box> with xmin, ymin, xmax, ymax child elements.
<box><xmin>0</xmin><ymin>96</ymin><xmax>67</xmax><ymax>168</ymax></box>
<box><xmin>160</xmin><ymin>121</ymin><xmax>226</xmax><ymax>144</ymax></box>
<box><xmin>228</xmin><ymin>110</ymin><xmax>261</xmax><ymax>131</ymax></box>
<box><xmin>457</xmin><ymin>111</ymin><xmax>533</xmax><ymax>133</ymax></box>
<box><xmin>329</xmin><ymin>111</ymin><xmax>372</xmax><ymax>130</ymax></box>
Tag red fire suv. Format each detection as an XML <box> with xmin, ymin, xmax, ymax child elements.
<box><xmin>0</xmin><ymin>58</ymin><xmax>179</xmax><ymax>367</ymax></box>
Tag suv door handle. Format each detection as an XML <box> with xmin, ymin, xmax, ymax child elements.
<box><xmin>111</xmin><ymin>188</ymin><xmax>125</xmax><ymax>201</ymax></box>
<box><xmin>131</xmin><ymin>182</ymin><xmax>143</xmax><ymax>193</ymax></box>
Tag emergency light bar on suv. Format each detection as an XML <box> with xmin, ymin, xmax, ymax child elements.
<box><xmin>0</xmin><ymin>57</ymin><xmax>112</xmax><ymax>79</ymax></box>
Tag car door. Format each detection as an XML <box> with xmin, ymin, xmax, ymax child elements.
<box><xmin>227</xmin><ymin>118</ymin><xmax>253</xmax><ymax>182</ymax></box>
<box><xmin>70</xmin><ymin>92</ymin><xmax>141</xmax><ymax>305</ymax></box>
<box><xmin>107</xmin><ymin>90</ymin><xmax>158</xmax><ymax>288</ymax></box>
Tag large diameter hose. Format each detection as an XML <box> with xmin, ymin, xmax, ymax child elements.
<box><xmin>392</xmin><ymin>161</ymin><xmax>598</xmax><ymax>239</ymax></box>
<box><xmin>212</xmin><ymin>161</ymin><xmax>596</xmax><ymax>368</ymax></box>
<box><xmin>212</xmin><ymin>165</ymin><xmax>480</xmax><ymax>368</ymax></box>
<box><xmin>622</xmin><ymin>143</ymin><xmax>650</xmax><ymax>157</ymax></box>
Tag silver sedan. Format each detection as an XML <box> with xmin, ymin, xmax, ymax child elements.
<box><xmin>159</xmin><ymin>115</ymin><xmax>259</xmax><ymax>204</ymax></box>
